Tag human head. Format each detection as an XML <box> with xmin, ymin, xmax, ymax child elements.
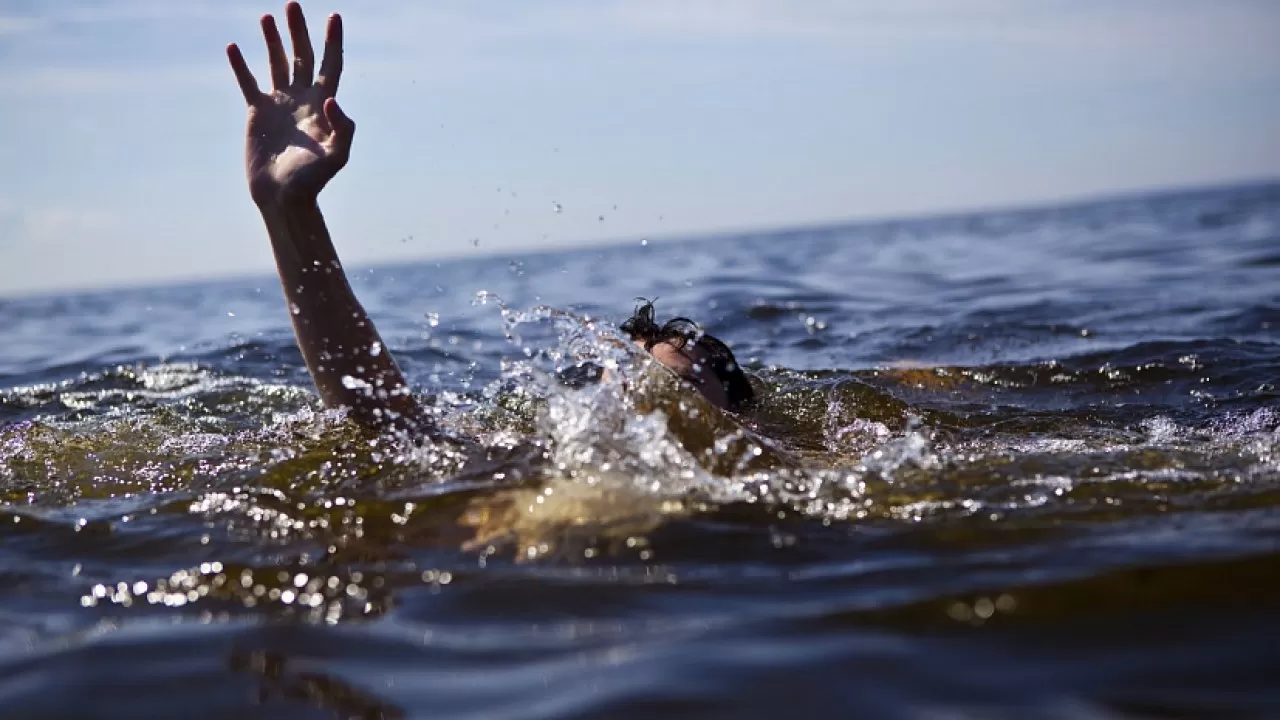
<box><xmin>620</xmin><ymin>299</ymin><xmax>755</xmax><ymax>412</ymax></box>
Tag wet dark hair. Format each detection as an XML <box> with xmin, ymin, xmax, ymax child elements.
<box><xmin>620</xmin><ymin>299</ymin><xmax>755</xmax><ymax>411</ymax></box>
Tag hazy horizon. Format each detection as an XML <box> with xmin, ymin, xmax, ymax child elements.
<box><xmin>3</xmin><ymin>175</ymin><xmax>1273</xmax><ymax>301</ymax></box>
<box><xmin>3</xmin><ymin>0</ymin><xmax>1279</xmax><ymax>296</ymax></box>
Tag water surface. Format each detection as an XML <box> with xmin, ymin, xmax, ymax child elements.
<box><xmin>2</xmin><ymin>182</ymin><xmax>1279</xmax><ymax>718</ymax></box>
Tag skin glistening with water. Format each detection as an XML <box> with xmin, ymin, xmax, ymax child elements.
<box><xmin>227</xmin><ymin>3</ymin><xmax>755</xmax><ymax>434</ymax></box>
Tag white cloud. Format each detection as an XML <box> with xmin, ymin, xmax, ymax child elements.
<box><xmin>5</xmin><ymin>0</ymin><xmax>1277</xmax><ymax>97</ymax></box>
<box><xmin>318</xmin><ymin>0</ymin><xmax>1280</xmax><ymax>91</ymax></box>
<box><xmin>0</xmin><ymin>204</ymin><xmax>124</xmax><ymax>295</ymax></box>
<box><xmin>21</xmin><ymin>0</ymin><xmax>260</xmax><ymax>25</ymax></box>
<box><xmin>605</xmin><ymin>0</ymin><xmax>1017</xmax><ymax>39</ymax></box>
<box><xmin>0</xmin><ymin>200</ymin><xmax>117</xmax><ymax>246</ymax></box>
<box><xmin>331</xmin><ymin>0</ymin><xmax>1277</xmax><ymax>51</ymax></box>
<box><xmin>2</xmin><ymin>0</ymin><xmax>1277</xmax><ymax>295</ymax></box>
<box><xmin>0</xmin><ymin>65</ymin><xmax>226</xmax><ymax>96</ymax></box>
<box><xmin>24</xmin><ymin>207</ymin><xmax>118</xmax><ymax>241</ymax></box>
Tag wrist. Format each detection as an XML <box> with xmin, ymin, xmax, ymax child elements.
<box><xmin>257</xmin><ymin>195</ymin><xmax>338</xmax><ymax>269</ymax></box>
<box><xmin>254</xmin><ymin>188</ymin><xmax>320</xmax><ymax>214</ymax></box>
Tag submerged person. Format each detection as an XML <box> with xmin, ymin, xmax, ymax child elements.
<box><xmin>225</xmin><ymin>3</ymin><xmax>754</xmax><ymax>435</ymax></box>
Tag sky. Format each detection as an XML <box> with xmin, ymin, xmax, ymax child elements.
<box><xmin>1</xmin><ymin>0</ymin><xmax>1278</xmax><ymax>296</ymax></box>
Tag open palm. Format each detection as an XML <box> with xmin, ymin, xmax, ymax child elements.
<box><xmin>227</xmin><ymin>3</ymin><xmax>353</xmax><ymax>207</ymax></box>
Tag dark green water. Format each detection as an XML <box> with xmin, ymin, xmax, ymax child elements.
<box><xmin>2</xmin><ymin>182</ymin><xmax>1279</xmax><ymax>718</ymax></box>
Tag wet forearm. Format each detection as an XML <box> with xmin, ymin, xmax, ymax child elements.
<box><xmin>258</xmin><ymin>199</ymin><xmax>421</xmax><ymax>430</ymax></box>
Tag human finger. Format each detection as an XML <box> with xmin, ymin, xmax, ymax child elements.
<box><xmin>226</xmin><ymin>43</ymin><xmax>261</xmax><ymax>104</ymax></box>
<box><xmin>261</xmin><ymin>13</ymin><xmax>290</xmax><ymax>90</ymax></box>
<box><xmin>323</xmin><ymin>97</ymin><xmax>356</xmax><ymax>148</ymax></box>
<box><xmin>285</xmin><ymin>2</ymin><xmax>314</xmax><ymax>88</ymax></box>
<box><xmin>316</xmin><ymin>13</ymin><xmax>343</xmax><ymax>96</ymax></box>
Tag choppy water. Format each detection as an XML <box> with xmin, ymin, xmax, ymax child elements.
<box><xmin>2</xmin><ymin>182</ymin><xmax>1279</xmax><ymax>719</ymax></box>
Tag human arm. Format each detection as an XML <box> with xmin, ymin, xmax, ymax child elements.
<box><xmin>227</xmin><ymin>3</ymin><xmax>423</xmax><ymax>431</ymax></box>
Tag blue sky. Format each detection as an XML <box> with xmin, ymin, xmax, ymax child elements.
<box><xmin>1</xmin><ymin>0</ymin><xmax>1278</xmax><ymax>296</ymax></box>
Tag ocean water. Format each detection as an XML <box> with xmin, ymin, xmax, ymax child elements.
<box><xmin>1</xmin><ymin>182</ymin><xmax>1279</xmax><ymax>719</ymax></box>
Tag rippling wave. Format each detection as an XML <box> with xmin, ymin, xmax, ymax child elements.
<box><xmin>2</xmin><ymin>182</ymin><xmax>1279</xmax><ymax>718</ymax></box>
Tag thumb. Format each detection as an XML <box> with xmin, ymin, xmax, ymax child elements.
<box><xmin>323</xmin><ymin>97</ymin><xmax>356</xmax><ymax>144</ymax></box>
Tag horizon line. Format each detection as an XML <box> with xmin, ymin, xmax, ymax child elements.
<box><xmin>4</xmin><ymin>173</ymin><xmax>1276</xmax><ymax>302</ymax></box>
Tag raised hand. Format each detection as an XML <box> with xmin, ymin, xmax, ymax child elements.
<box><xmin>225</xmin><ymin>5</ymin><xmax>424</xmax><ymax>433</ymax></box>
<box><xmin>227</xmin><ymin>3</ymin><xmax>352</xmax><ymax>207</ymax></box>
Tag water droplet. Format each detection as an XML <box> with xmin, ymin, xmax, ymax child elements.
<box><xmin>341</xmin><ymin>375</ymin><xmax>371</xmax><ymax>390</ymax></box>
<box><xmin>369</xmin><ymin>342</ymin><xmax>382</xmax><ymax>357</ymax></box>
<box><xmin>974</xmin><ymin>597</ymin><xmax>995</xmax><ymax>619</ymax></box>
<box><xmin>640</xmin><ymin>238</ymin><xmax>649</xmax><ymax>246</ymax></box>
<box><xmin>552</xmin><ymin>202</ymin><xmax>563</xmax><ymax>214</ymax></box>
<box><xmin>426</xmin><ymin>312</ymin><xmax>440</xmax><ymax>328</ymax></box>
